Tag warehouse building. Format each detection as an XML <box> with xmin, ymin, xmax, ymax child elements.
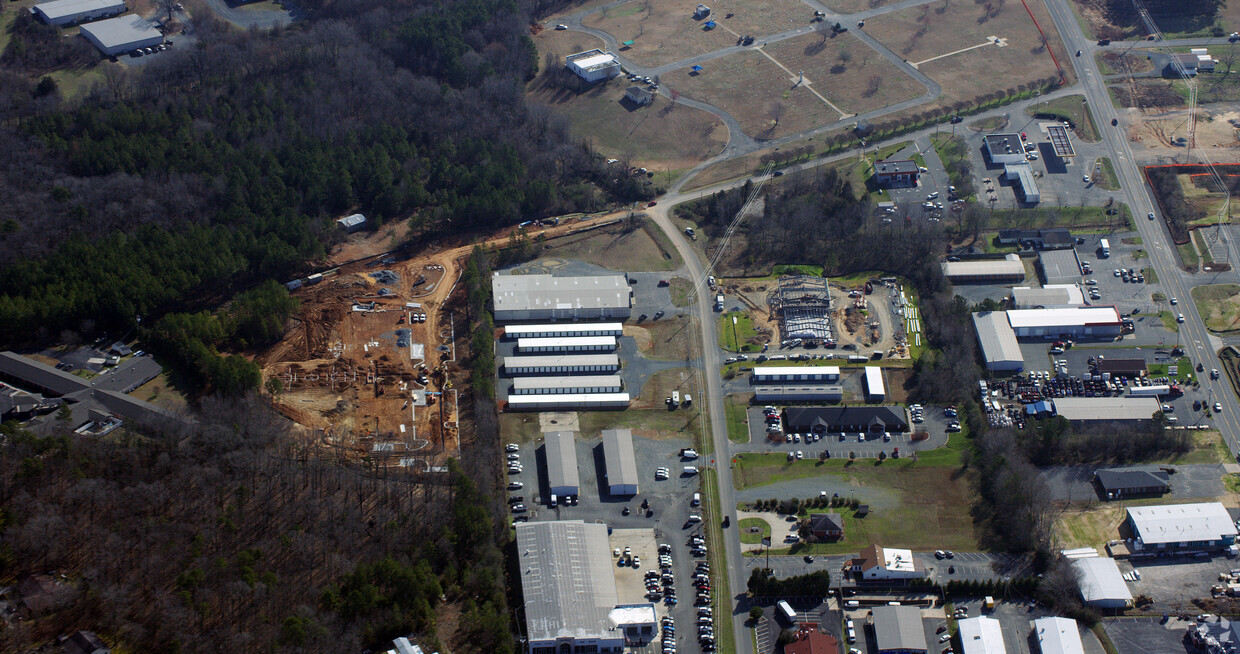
<box><xmin>507</xmin><ymin>393</ymin><xmax>631</xmax><ymax>410</ymax></box>
<box><xmin>78</xmin><ymin>14</ymin><xmax>163</xmax><ymax>56</ymax></box>
<box><xmin>753</xmin><ymin>386</ymin><xmax>843</xmax><ymax>402</ymax></box>
<box><xmin>511</xmin><ymin>375</ymin><xmax>623</xmax><ymax>395</ymax></box>
<box><xmin>942</xmin><ymin>254</ymin><xmax>1026</xmax><ymax>284</ymax></box>
<box><xmin>516</xmin><ymin>520</ymin><xmax>646</xmax><ymax>654</ymax></box>
<box><xmin>1006</xmin><ymin>307</ymin><xmax>1123</xmax><ymax>339</ymax></box>
<box><xmin>1071</xmin><ymin>556</ymin><xmax>1133</xmax><ymax>608</ymax></box>
<box><xmin>870</xmin><ymin>605</ymin><xmax>928</xmax><ymax>653</ymax></box>
<box><xmin>505</xmin><ymin>323</ymin><xmax>624</xmax><ymax>339</ymax></box>
<box><xmin>1127</xmin><ymin>502</ymin><xmax>1239</xmax><ymax>552</ymax></box>
<box><xmin>517</xmin><ymin>336</ymin><xmax>618</xmax><ymax>353</ymax></box>
<box><xmin>493</xmin><ymin>273</ymin><xmax>631</xmax><ymax>322</ymax></box>
<box><xmin>502</xmin><ymin>353</ymin><xmax>621</xmax><ymax>376</ymax></box>
<box><xmin>863</xmin><ymin>366</ymin><xmax>885</xmax><ymax>401</ymax></box>
<box><xmin>601</xmin><ymin>428</ymin><xmax>639</xmax><ymax>496</ymax></box>
<box><xmin>984</xmin><ymin>134</ymin><xmax>1028</xmax><ymax>165</ymax></box>
<box><xmin>1038</xmin><ymin>249</ymin><xmax>1084</xmax><ymax>285</ymax></box>
<box><xmin>972</xmin><ymin>311</ymin><xmax>1023</xmax><ymax>372</ymax></box>
<box><xmin>32</xmin><ymin>0</ymin><xmax>124</xmax><ymax>26</ymax></box>
<box><xmin>783</xmin><ymin>406</ymin><xmax>908</xmax><ymax>434</ymax></box>
<box><xmin>957</xmin><ymin>617</ymin><xmax>1006</xmax><ymax>654</ymax></box>
<box><xmin>1052</xmin><ymin>397</ymin><xmax>1161</xmax><ymax>425</ymax></box>
<box><xmin>1093</xmin><ymin>469</ymin><xmax>1171</xmax><ymax>500</ymax></box>
<box><xmin>565</xmin><ymin>49</ymin><xmax>621</xmax><ymax>83</ymax></box>
<box><xmin>1034</xmin><ymin>617</ymin><xmax>1085</xmax><ymax>654</ymax></box>
<box><xmin>544</xmin><ymin>431</ymin><xmax>581</xmax><ymax>497</ymax></box>
<box><xmin>750</xmin><ymin>366</ymin><xmax>840</xmax><ymax>384</ymax></box>
<box><xmin>997</xmin><ymin>228</ymin><xmax>1074</xmax><ymax>249</ymax></box>
<box><xmin>1012</xmin><ymin>285</ymin><xmax>1084</xmax><ymax>309</ymax></box>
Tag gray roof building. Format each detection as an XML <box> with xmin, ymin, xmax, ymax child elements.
<box><xmin>870</xmin><ymin>605</ymin><xmax>928</xmax><ymax>654</ymax></box>
<box><xmin>601</xmin><ymin>428</ymin><xmax>639</xmax><ymax>496</ymax></box>
<box><xmin>492</xmin><ymin>273</ymin><xmax>631</xmax><ymax>322</ymax></box>
<box><xmin>31</xmin><ymin>0</ymin><xmax>124</xmax><ymax>26</ymax></box>
<box><xmin>1052</xmin><ymin>397</ymin><xmax>1160</xmax><ymax>423</ymax></box>
<box><xmin>544</xmin><ymin>431</ymin><xmax>581</xmax><ymax>496</ymax></box>
<box><xmin>1094</xmin><ymin>469</ymin><xmax>1170</xmax><ymax>499</ymax></box>
<box><xmin>1038</xmin><ymin>249</ymin><xmax>1083</xmax><ymax>285</ymax></box>
<box><xmin>942</xmin><ymin>254</ymin><xmax>1026</xmax><ymax>284</ymax></box>
<box><xmin>1072</xmin><ymin>556</ymin><xmax>1133</xmax><ymax>608</ymax></box>
<box><xmin>78</xmin><ymin>14</ymin><xmax>163</xmax><ymax>56</ymax></box>
<box><xmin>0</xmin><ymin>351</ymin><xmax>91</xmax><ymax>396</ymax></box>
<box><xmin>972</xmin><ymin>311</ymin><xmax>1023</xmax><ymax>371</ymax></box>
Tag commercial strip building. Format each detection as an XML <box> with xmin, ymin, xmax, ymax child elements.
<box><xmin>957</xmin><ymin>617</ymin><xmax>1006</xmax><ymax>654</ymax></box>
<box><xmin>1093</xmin><ymin>469</ymin><xmax>1171</xmax><ymax>500</ymax></box>
<box><xmin>502</xmin><ymin>353</ymin><xmax>621</xmax><ymax>376</ymax></box>
<box><xmin>750</xmin><ymin>366</ymin><xmax>840</xmax><ymax>384</ymax></box>
<box><xmin>510</xmin><ymin>375</ymin><xmax>623</xmax><ymax>395</ymax></box>
<box><xmin>752</xmin><ymin>385</ymin><xmax>843</xmax><ymax>402</ymax></box>
<box><xmin>863</xmin><ymin>366</ymin><xmax>885</xmax><ymax>401</ymax></box>
<box><xmin>972</xmin><ymin>311</ymin><xmax>1023</xmax><ymax>371</ymax></box>
<box><xmin>517</xmin><ymin>336</ymin><xmax>618</xmax><ymax>353</ymax></box>
<box><xmin>869</xmin><ymin>605</ymin><xmax>928</xmax><ymax>653</ymax></box>
<box><xmin>492</xmin><ymin>273</ymin><xmax>631</xmax><ymax>322</ymax></box>
<box><xmin>1012</xmin><ymin>285</ymin><xmax>1084</xmax><ymax>309</ymax></box>
<box><xmin>543</xmin><ymin>431</ymin><xmax>581</xmax><ymax>497</ymax></box>
<box><xmin>565</xmin><ymin>49</ymin><xmax>621</xmax><ymax>83</ymax></box>
<box><xmin>1038</xmin><ymin>249</ymin><xmax>1084</xmax><ymax>285</ymax></box>
<box><xmin>601</xmin><ymin>428</ymin><xmax>639</xmax><ymax>496</ymax></box>
<box><xmin>1033</xmin><ymin>617</ymin><xmax>1085</xmax><ymax>654</ymax></box>
<box><xmin>1051</xmin><ymin>397</ymin><xmax>1161</xmax><ymax>425</ymax></box>
<box><xmin>31</xmin><ymin>0</ymin><xmax>124</xmax><ymax>26</ymax></box>
<box><xmin>516</xmin><ymin>521</ymin><xmax>655</xmax><ymax>654</ymax></box>
<box><xmin>873</xmin><ymin>160</ymin><xmax>920</xmax><ymax>188</ymax></box>
<box><xmin>504</xmin><ymin>323</ymin><xmax>624</xmax><ymax>339</ymax></box>
<box><xmin>984</xmin><ymin>134</ymin><xmax>1029</xmax><ymax>165</ymax></box>
<box><xmin>78</xmin><ymin>14</ymin><xmax>163</xmax><ymax>56</ymax></box>
<box><xmin>1126</xmin><ymin>502</ymin><xmax>1239</xmax><ymax>552</ymax></box>
<box><xmin>1071</xmin><ymin>556</ymin><xmax>1133</xmax><ymax>608</ymax></box>
<box><xmin>1006</xmin><ymin>307</ymin><xmax>1123</xmax><ymax>339</ymax></box>
<box><xmin>783</xmin><ymin>406</ymin><xmax>908</xmax><ymax>434</ymax></box>
<box><xmin>506</xmin><ymin>393</ymin><xmax>631</xmax><ymax>410</ymax></box>
<box><xmin>942</xmin><ymin>254</ymin><xmax>1026</xmax><ymax>284</ymax></box>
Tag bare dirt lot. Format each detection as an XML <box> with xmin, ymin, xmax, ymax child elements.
<box><xmin>1128</xmin><ymin>107</ymin><xmax>1240</xmax><ymax>152</ymax></box>
<box><xmin>529</xmin><ymin>29</ymin><xmax>729</xmax><ymax>169</ymax></box>
<box><xmin>763</xmin><ymin>31</ymin><xmax>927</xmax><ymax>116</ymax></box>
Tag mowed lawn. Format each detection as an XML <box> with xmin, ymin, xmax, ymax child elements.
<box><xmin>583</xmin><ymin>0</ymin><xmax>737</xmax><ymax>67</ymax></box>
<box><xmin>764</xmin><ymin>32</ymin><xmax>927</xmax><ymax>116</ymax></box>
<box><xmin>1192</xmin><ymin>283</ymin><xmax>1240</xmax><ymax>334</ymax></box>
<box><xmin>866</xmin><ymin>0</ymin><xmax>1072</xmax><ymax>105</ymax></box>
<box><xmin>528</xmin><ymin>29</ymin><xmax>728</xmax><ymax>169</ymax></box>
<box><xmin>664</xmin><ymin>49</ymin><xmax>837</xmax><ymax>138</ymax></box>
<box><xmin>732</xmin><ymin>452</ymin><xmax>979</xmax><ymax>553</ymax></box>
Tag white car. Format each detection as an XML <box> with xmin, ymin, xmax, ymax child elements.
<box><xmin>796</xmin><ymin>450</ymin><xmax>804</xmax><ymax>460</ymax></box>
<box><xmin>1083</xmin><ymin>175</ymin><xmax>1091</xmax><ymax>183</ymax></box>
<box><xmin>506</xmin><ymin>443</ymin><xmax>519</xmax><ymax>452</ymax></box>
<box><xmin>1170</xmin><ymin>297</ymin><xmax>1178</xmax><ymax>305</ymax></box>
<box><xmin>1177</xmin><ymin>313</ymin><xmax>1185</xmax><ymax>323</ymax></box>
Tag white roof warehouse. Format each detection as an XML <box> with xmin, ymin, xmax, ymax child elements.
<box><xmin>1127</xmin><ymin>502</ymin><xmax>1238</xmax><ymax>551</ymax></box>
<box><xmin>79</xmin><ymin>14</ymin><xmax>163</xmax><ymax>56</ymax></box>
<box><xmin>492</xmin><ymin>273</ymin><xmax>631</xmax><ymax>322</ymax></box>
<box><xmin>31</xmin><ymin>0</ymin><xmax>124</xmax><ymax>26</ymax></box>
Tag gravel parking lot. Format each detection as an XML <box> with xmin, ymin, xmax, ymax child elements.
<box><xmin>1126</xmin><ymin>554</ymin><xmax>1240</xmax><ymax>613</ymax></box>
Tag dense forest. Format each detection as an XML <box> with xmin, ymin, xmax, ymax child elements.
<box><xmin>0</xmin><ymin>0</ymin><xmax>650</xmax><ymax>345</ymax></box>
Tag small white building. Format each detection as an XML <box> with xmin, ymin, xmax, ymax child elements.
<box><xmin>957</xmin><ymin>617</ymin><xmax>1006</xmax><ymax>654</ymax></box>
<box><xmin>1071</xmin><ymin>556</ymin><xmax>1133</xmax><ymax>609</ymax></box>
<box><xmin>694</xmin><ymin>3</ymin><xmax>710</xmax><ymax>17</ymax></box>
<box><xmin>506</xmin><ymin>393</ymin><xmax>631</xmax><ymax>410</ymax></box>
<box><xmin>1012</xmin><ymin>285</ymin><xmax>1084</xmax><ymax>309</ymax></box>
<box><xmin>1004</xmin><ymin>163</ymin><xmax>1041</xmax><ymax>204</ymax></box>
<box><xmin>1006</xmin><ymin>306</ymin><xmax>1123</xmax><ymax>339</ymax></box>
<box><xmin>850</xmin><ymin>544</ymin><xmax>922</xmax><ymax>580</ymax></box>
<box><xmin>337</xmin><ymin>213</ymin><xmax>367</xmax><ymax>232</ymax></box>
<box><xmin>601</xmin><ymin>428</ymin><xmax>639</xmax><ymax>496</ymax></box>
<box><xmin>566</xmin><ymin>49</ymin><xmax>621</xmax><ymax>83</ymax></box>
<box><xmin>32</xmin><ymin>0</ymin><xmax>125</xmax><ymax>26</ymax></box>
<box><xmin>863</xmin><ymin>366</ymin><xmax>885</xmax><ymax>401</ymax></box>
<box><xmin>984</xmin><ymin>134</ymin><xmax>1029</xmax><ymax>165</ymax></box>
<box><xmin>1034</xmin><ymin>617</ymin><xmax>1085</xmax><ymax>654</ymax></box>
<box><xmin>1127</xmin><ymin>502</ymin><xmax>1239</xmax><ymax>551</ymax></box>
<box><xmin>544</xmin><ymin>431</ymin><xmax>580</xmax><ymax>497</ymax></box>
<box><xmin>625</xmin><ymin>86</ymin><xmax>654</xmax><ymax>106</ymax></box>
<box><xmin>78</xmin><ymin>14</ymin><xmax>163</xmax><ymax>56</ymax></box>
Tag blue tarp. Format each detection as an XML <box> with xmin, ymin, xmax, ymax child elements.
<box><xmin>691</xmin><ymin>65</ymin><xmax>703</xmax><ymax>72</ymax></box>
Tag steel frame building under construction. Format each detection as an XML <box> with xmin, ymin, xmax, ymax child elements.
<box><xmin>768</xmin><ymin>275</ymin><xmax>834</xmax><ymax>342</ymax></box>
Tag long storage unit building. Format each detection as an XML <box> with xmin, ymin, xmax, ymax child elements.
<box><xmin>502</xmin><ymin>353</ymin><xmax>621</xmax><ymax>376</ymax></box>
<box><xmin>507</xmin><ymin>393</ymin><xmax>631</xmax><ymax>411</ymax></box>
<box><xmin>863</xmin><ymin>367</ymin><xmax>885</xmax><ymax>401</ymax></box>
<box><xmin>752</xmin><ymin>386</ymin><xmax>843</xmax><ymax>402</ymax></box>
<box><xmin>517</xmin><ymin>336</ymin><xmax>618</xmax><ymax>353</ymax></box>
<box><xmin>505</xmin><ymin>323</ymin><xmax>624</xmax><ymax>339</ymax></box>
<box><xmin>750</xmin><ymin>366</ymin><xmax>840</xmax><ymax>384</ymax></box>
<box><xmin>511</xmin><ymin>375</ymin><xmax>623</xmax><ymax>395</ymax></box>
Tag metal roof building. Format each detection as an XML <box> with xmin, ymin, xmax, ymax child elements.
<box><xmin>1012</xmin><ymin>285</ymin><xmax>1084</xmax><ymax>308</ymax></box>
<box><xmin>870</xmin><ymin>605</ymin><xmax>928</xmax><ymax>654</ymax></box>
<box><xmin>753</xmin><ymin>385</ymin><xmax>843</xmax><ymax>402</ymax></box>
<box><xmin>1034</xmin><ymin>617</ymin><xmax>1085</xmax><ymax>654</ymax></box>
<box><xmin>1127</xmin><ymin>502</ymin><xmax>1239</xmax><ymax>551</ymax></box>
<box><xmin>511</xmin><ymin>375</ymin><xmax>623</xmax><ymax>395</ymax></box>
<box><xmin>565</xmin><ymin>49</ymin><xmax>621</xmax><ymax>82</ymax></box>
<box><xmin>984</xmin><ymin>134</ymin><xmax>1029</xmax><ymax>165</ymax></box>
<box><xmin>1006</xmin><ymin>307</ymin><xmax>1123</xmax><ymax>339</ymax></box>
<box><xmin>493</xmin><ymin>273</ymin><xmax>632</xmax><ymax>322</ymax></box>
<box><xmin>1038</xmin><ymin>249</ymin><xmax>1083</xmax><ymax>285</ymax></box>
<box><xmin>505</xmin><ymin>323</ymin><xmax>624</xmax><ymax>339</ymax></box>
<box><xmin>1052</xmin><ymin>397</ymin><xmax>1160</xmax><ymax>424</ymax></box>
<box><xmin>78</xmin><ymin>14</ymin><xmax>163</xmax><ymax>56</ymax></box>
<box><xmin>506</xmin><ymin>393</ymin><xmax>631</xmax><ymax>410</ymax></box>
<box><xmin>783</xmin><ymin>406</ymin><xmax>908</xmax><ymax>434</ymax></box>
<box><xmin>972</xmin><ymin>311</ymin><xmax>1023</xmax><ymax>371</ymax></box>
<box><xmin>0</xmin><ymin>351</ymin><xmax>91</xmax><ymax>396</ymax></box>
<box><xmin>750</xmin><ymin>366</ymin><xmax>840</xmax><ymax>383</ymax></box>
<box><xmin>1072</xmin><ymin>556</ymin><xmax>1133</xmax><ymax>608</ymax></box>
<box><xmin>1004</xmin><ymin>163</ymin><xmax>1041</xmax><ymax>204</ymax></box>
<box><xmin>543</xmin><ymin>431</ymin><xmax>581</xmax><ymax>496</ymax></box>
<box><xmin>515</xmin><ymin>520</ymin><xmax>626</xmax><ymax>653</ymax></box>
<box><xmin>502</xmin><ymin>353</ymin><xmax>621</xmax><ymax>376</ymax></box>
<box><xmin>957</xmin><ymin>617</ymin><xmax>1006</xmax><ymax>654</ymax></box>
<box><xmin>863</xmin><ymin>366</ymin><xmax>885</xmax><ymax>401</ymax></box>
<box><xmin>517</xmin><ymin>336</ymin><xmax>618</xmax><ymax>353</ymax></box>
<box><xmin>1093</xmin><ymin>469</ymin><xmax>1170</xmax><ymax>500</ymax></box>
<box><xmin>942</xmin><ymin>254</ymin><xmax>1026</xmax><ymax>284</ymax></box>
<box><xmin>601</xmin><ymin>428</ymin><xmax>639</xmax><ymax>496</ymax></box>
<box><xmin>31</xmin><ymin>0</ymin><xmax>124</xmax><ymax>26</ymax></box>
<box><xmin>336</xmin><ymin>213</ymin><xmax>367</xmax><ymax>232</ymax></box>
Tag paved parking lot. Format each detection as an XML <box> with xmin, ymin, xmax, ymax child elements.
<box><xmin>735</xmin><ymin>404</ymin><xmax>950</xmax><ymax>460</ymax></box>
<box><xmin>1102</xmin><ymin>616</ymin><xmax>1192</xmax><ymax>654</ymax></box>
<box><xmin>1126</xmin><ymin>553</ymin><xmax>1240</xmax><ymax>614</ymax></box>
<box><xmin>1040</xmin><ymin>463</ymin><xmax>1228</xmax><ymax>502</ymax></box>
<box><xmin>948</xmin><ymin>597</ymin><xmax>1109</xmax><ymax>654</ymax></box>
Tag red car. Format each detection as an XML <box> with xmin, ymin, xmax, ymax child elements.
<box><xmin>648</xmin><ymin>200</ymin><xmax>658</xmax><ymax>207</ymax></box>
<box><xmin>1020</xmin><ymin>132</ymin><xmax>1027</xmax><ymax>140</ymax></box>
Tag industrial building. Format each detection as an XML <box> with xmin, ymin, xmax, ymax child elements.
<box><xmin>565</xmin><ymin>49</ymin><xmax>621</xmax><ymax>83</ymax></box>
<box><xmin>957</xmin><ymin>617</ymin><xmax>1006</xmax><ymax>654</ymax></box>
<box><xmin>1012</xmin><ymin>285</ymin><xmax>1084</xmax><ymax>308</ymax></box>
<box><xmin>1034</xmin><ymin>617</ymin><xmax>1085</xmax><ymax>654</ymax></box>
<box><xmin>32</xmin><ymin>0</ymin><xmax>124</xmax><ymax>26</ymax></box>
<box><xmin>492</xmin><ymin>273</ymin><xmax>631</xmax><ymax>322</ymax></box>
<box><xmin>873</xmin><ymin>160</ymin><xmax>920</xmax><ymax>188</ymax></box>
<box><xmin>1051</xmin><ymin>397</ymin><xmax>1161</xmax><ymax>424</ymax></box>
<box><xmin>543</xmin><ymin>431</ymin><xmax>581</xmax><ymax>497</ymax></box>
<box><xmin>984</xmin><ymin>134</ymin><xmax>1029</xmax><ymax>165</ymax></box>
<box><xmin>1006</xmin><ymin>307</ymin><xmax>1123</xmax><ymax>339</ymax></box>
<box><xmin>517</xmin><ymin>336</ymin><xmax>618</xmax><ymax>353</ymax></box>
<box><xmin>1094</xmin><ymin>469</ymin><xmax>1170</xmax><ymax>500</ymax></box>
<box><xmin>516</xmin><ymin>520</ymin><xmax>655</xmax><ymax>654</ymax></box>
<box><xmin>1004</xmin><ymin>163</ymin><xmax>1041</xmax><ymax>204</ymax></box>
<box><xmin>750</xmin><ymin>366</ymin><xmax>840</xmax><ymax>384</ymax></box>
<box><xmin>1038</xmin><ymin>249</ymin><xmax>1083</xmax><ymax>285</ymax></box>
<box><xmin>942</xmin><ymin>254</ymin><xmax>1026</xmax><ymax>284</ymax></box>
<box><xmin>752</xmin><ymin>386</ymin><xmax>843</xmax><ymax>402</ymax></box>
<box><xmin>1071</xmin><ymin>556</ymin><xmax>1133</xmax><ymax>608</ymax></box>
<box><xmin>870</xmin><ymin>605</ymin><xmax>928</xmax><ymax>653</ymax></box>
<box><xmin>863</xmin><ymin>366</ymin><xmax>885</xmax><ymax>401</ymax></box>
<box><xmin>502</xmin><ymin>353</ymin><xmax>621</xmax><ymax>376</ymax></box>
<box><xmin>601</xmin><ymin>428</ymin><xmax>639</xmax><ymax>496</ymax></box>
<box><xmin>1127</xmin><ymin>502</ymin><xmax>1239</xmax><ymax>552</ymax></box>
<box><xmin>505</xmin><ymin>323</ymin><xmax>624</xmax><ymax>339</ymax></box>
<box><xmin>997</xmin><ymin>228</ymin><xmax>1074</xmax><ymax>249</ymax></box>
<box><xmin>506</xmin><ymin>393</ymin><xmax>631</xmax><ymax>410</ymax></box>
<box><xmin>511</xmin><ymin>375</ymin><xmax>623</xmax><ymax>395</ymax></box>
<box><xmin>78</xmin><ymin>14</ymin><xmax>163</xmax><ymax>56</ymax></box>
<box><xmin>782</xmin><ymin>406</ymin><xmax>908</xmax><ymax>434</ymax></box>
<box><xmin>972</xmin><ymin>311</ymin><xmax>1023</xmax><ymax>371</ymax></box>
<box><xmin>849</xmin><ymin>544</ymin><xmax>922</xmax><ymax>580</ymax></box>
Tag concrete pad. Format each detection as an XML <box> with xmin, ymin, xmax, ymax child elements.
<box><xmin>539</xmin><ymin>411</ymin><xmax>580</xmax><ymax>432</ymax></box>
<box><xmin>608</xmin><ymin>528</ymin><xmax>664</xmax><ymax>612</ymax></box>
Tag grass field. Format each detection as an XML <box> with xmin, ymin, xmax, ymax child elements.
<box><xmin>1179</xmin><ymin>239</ymin><xmax>1202</xmax><ymax>270</ymax></box>
<box><xmin>1193</xmin><ymin>284</ymin><xmax>1240</xmax><ymax>333</ymax></box>
<box><xmin>719</xmin><ymin>310</ymin><xmax>761</xmax><ymax>352</ymax></box>
<box><xmin>1194</xmin><ymin>230</ymin><xmax>1218</xmax><ymax>265</ymax></box>
<box><xmin>763</xmin><ymin>31</ymin><xmax>927</xmax><ymax>116</ymax></box>
<box><xmin>739</xmin><ymin>517</ymin><xmax>771</xmax><ymax>544</ymax></box>
<box><xmin>733</xmin><ymin>452</ymin><xmax>979</xmax><ymax>553</ymax></box>
<box><xmin>528</xmin><ymin>30</ymin><xmax>728</xmax><ymax>169</ymax></box>
<box><xmin>633</xmin><ymin>315</ymin><xmax>698</xmax><ymax>360</ymax></box>
<box><xmin>1027</xmin><ymin>95</ymin><xmax>1100</xmax><ymax>143</ymax></box>
<box><xmin>539</xmin><ymin>218</ymin><xmax>682</xmax><ymax>271</ymax></box>
<box><xmin>981</xmin><ymin>204</ymin><xmax>1131</xmax><ymax>231</ymax></box>
<box><xmin>725</xmin><ymin>393</ymin><xmax>752</xmax><ymax>443</ymax></box>
<box><xmin>669</xmin><ymin>277</ymin><xmax>695</xmax><ymax>307</ymax></box>
<box><xmin>1094</xmin><ymin>157</ymin><xmax>1120</xmax><ymax>190</ymax></box>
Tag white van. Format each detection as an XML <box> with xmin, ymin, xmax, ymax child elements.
<box><xmin>687</xmin><ymin>514</ymin><xmax>702</xmax><ymax>523</ymax></box>
<box><xmin>692</xmin><ymin>493</ymin><xmax>701</xmax><ymax>507</ymax></box>
<box><xmin>682</xmin><ymin>449</ymin><xmax>699</xmax><ymax>459</ymax></box>
<box><xmin>683</xmin><ymin>466</ymin><xmax>699</xmax><ymax>476</ymax></box>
